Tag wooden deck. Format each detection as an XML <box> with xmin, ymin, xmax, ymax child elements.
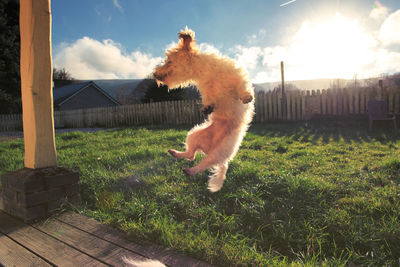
<box><xmin>0</xmin><ymin>210</ymin><xmax>212</xmax><ymax>267</ymax></box>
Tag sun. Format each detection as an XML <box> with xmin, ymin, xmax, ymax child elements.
<box><xmin>286</xmin><ymin>13</ymin><xmax>377</xmax><ymax>80</ymax></box>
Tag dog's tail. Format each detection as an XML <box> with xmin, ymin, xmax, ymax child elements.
<box><xmin>208</xmin><ymin>162</ymin><xmax>228</xmax><ymax>192</ymax></box>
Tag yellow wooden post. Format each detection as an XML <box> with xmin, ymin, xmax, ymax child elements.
<box><xmin>20</xmin><ymin>0</ymin><xmax>57</xmax><ymax>168</ymax></box>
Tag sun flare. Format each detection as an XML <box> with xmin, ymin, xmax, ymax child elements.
<box><xmin>286</xmin><ymin>13</ymin><xmax>377</xmax><ymax>80</ymax></box>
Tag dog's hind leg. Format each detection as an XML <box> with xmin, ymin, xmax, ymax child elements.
<box><xmin>168</xmin><ymin>147</ymin><xmax>196</xmax><ymax>161</ymax></box>
<box><xmin>208</xmin><ymin>162</ymin><xmax>228</xmax><ymax>192</ymax></box>
<box><xmin>183</xmin><ymin>144</ymin><xmax>226</xmax><ymax>176</ymax></box>
<box><xmin>168</xmin><ymin>122</ymin><xmax>212</xmax><ymax>160</ymax></box>
<box><xmin>183</xmin><ymin>155</ymin><xmax>217</xmax><ymax>176</ymax></box>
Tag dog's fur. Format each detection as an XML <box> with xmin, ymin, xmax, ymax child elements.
<box><xmin>153</xmin><ymin>27</ymin><xmax>254</xmax><ymax>192</ymax></box>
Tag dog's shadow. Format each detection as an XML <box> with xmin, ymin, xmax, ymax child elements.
<box><xmin>111</xmin><ymin>175</ymin><xmax>149</xmax><ymax>193</ymax></box>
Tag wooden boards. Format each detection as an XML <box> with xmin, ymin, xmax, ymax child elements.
<box><xmin>0</xmin><ymin>211</ymin><xmax>212</xmax><ymax>267</ymax></box>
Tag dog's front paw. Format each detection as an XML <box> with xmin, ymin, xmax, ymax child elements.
<box><xmin>201</xmin><ymin>105</ymin><xmax>214</xmax><ymax>115</ymax></box>
<box><xmin>240</xmin><ymin>94</ymin><xmax>253</xmax><ymax>104</ymax></box>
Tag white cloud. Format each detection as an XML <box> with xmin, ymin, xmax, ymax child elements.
<box><xmin>199</xmin><ymin>43</ymin><xmax>223</xmax><ymax>56</ymax></box>
<box><xmin>369</xmin><ymin>5</ymin><xmax>388</xmax><ymax>20</ymax></box>
<box><xmin>246</xmin><ymin>29</ymin><xmax>267</xmax><ymax>45</ymax></box>
<box><xmin>231</xmin><ymin>45</ymin><xmax>262</xmax><ymax>71</ymax></box>
<box><xmin>113</xmin><ymin>0</ymin><xmax>124</xmax><ymax>13</ymax></box>
<box><xmin>53</xmin><ymin>37</ymin><xmax>162</xmax><ymax>79</ymax></box>
<box><xmin>379</xmin><ymin>9</ymin><xmax>400</xmax><ymax>46</ymax></box>
<box><xmin>165</xmin><ymin>41</ymin><xmax>178</xmax><ymax>51</ymax></box>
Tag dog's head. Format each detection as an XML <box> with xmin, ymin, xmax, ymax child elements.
<box><xmin>153</xmin><ymin>26</ymin><xmax>198</xmax><ymax>89</ymax></box>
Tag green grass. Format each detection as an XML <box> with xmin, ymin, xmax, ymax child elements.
<box><xmin>1</xmin><ymin>122</ymin><xmax>400</xmax><ymax>266</ymax></box>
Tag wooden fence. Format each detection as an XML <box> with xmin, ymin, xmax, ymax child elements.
<box><xmin>1</xmin><ymin>86</ymin><xmax>400</xmax><ymax>132</ymax></box>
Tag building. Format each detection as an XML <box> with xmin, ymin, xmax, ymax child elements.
<box><xmin>53</xmin><ymin>81</ymin><xmax>121</xmax><ymax>110</ymax></box>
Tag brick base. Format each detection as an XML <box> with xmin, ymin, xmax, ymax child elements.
<box><xmin>1</xmin><ymin>167</ymin><xmax>80</xmax><ymax>223</ymax></box>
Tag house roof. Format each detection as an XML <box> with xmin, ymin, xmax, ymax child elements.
<box><xmin>90</xmin><ymin>79</ymin><xmax>143</xmax><ymax>99</ymax></box>
<box><xmin>54</xmin><ymin>79</ymin><xmax>143</xmax><ymax>100</ymax></box>
<box><xmin>53</xmin><ymin>81</ymin><xmax>121</xmax><ymax>107</ymax></box>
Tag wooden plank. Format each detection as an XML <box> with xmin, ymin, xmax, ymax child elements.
<box><xmin>290</xmin><ymin>91</ymin><xmax>295</xmax><ymax>120</ymax></box>
<box><xmin>295</xmin><ymin>91</ymin><xmax>300</xmax><ymax>120</ymax></box>
<box><xmin>177</xmin><ymin>101</ymin><xmax>182</xmax><ymax>124</ymax></box>
<box><xmin>316</xmin><ymin>89</ymin><xmax>322</xmax><ymax>115</ymax></box>
<box><xmin>134</xmin><ymin>104</ymin><xmax>139</xmax><ymax>125</ymax></box>
<box><xmin>300</xmin><ymin>91</ymin><xmax>306</xmax><ymax>120</ymax></box>
<box><xmin>321</xmin><ymin>89</ymin><xmax>327</xmax><ymax>115</ymax></box>
<box><xmin>259</xmin><ymin>92</ymin><xmax>264</xmax><ymax>122</ymax></box>
<box><xmin>261</xmin><ymin>92</ymin><xmax>267</xmax><ymax>121</ymax></box>
<box><xmin>186</xmin><ymin>101</ymin><xmax>191</xmax><ymax>124</ymax></box>
<box><xmin>57</xmin><ymin>212</ymin><xmax>212</xmax><ymax>267</ymax></box>
<box><xmin>267</xmin><ymin>92</ymin><xmax>272</xmax><ymax>120</ymax></box>
<box><xmin>389</xmin><ymin>87</ymin><xmax>394</xmax><ymax>113</ymax></box>
<box><xmin>34</xmin><ymin>217</ymin><xmax>148</xmax><ymax>266</ymax></box>
<box><xmin>0</xmin><ymin>232</ymin><xmax>52</xmax><ymax>267</ymax></box>
<box><xmin>303</xmin><ymin>90</ymin><xmax>308</xmax><ymax>119</ymax></box>
<box><xmin>277</xmin><ymin>92</ymin><xmax>282</xmax><ymax>120</ymax></box>
<box><xmin>125</xmin><ymin>105</ymin><xmax>130</xmax><ymax>126</ymax></box>
<box><xmin>348</xmin><ymin>88</ymin><xmax>354</xmax><ymax>114</ymax></box>
<box><xmin>343</xmin><ymin>88</ymin><xmax>348</xmax><ymax>115</ymax></box>
<box><xmin>158</xmin><ymin>101</ymin><xmax>163</xmax><ymax>124</ymax></box>
<box><xmin>270</xmin><ymin>92</ymin><xmax>275</xmax><ymax>120</ymax></box>
<box><xmin>184</xmin><ymin>100</ymin><xmax>189</xmax><ymax>123</ymax></box>
<box><xmin>256</xmin><ymin>93</ymin><xmax>261</xmax><ymax>122</ymax></box>
<box><xmin>354</xmin><ymin>88</ymin><xmax>359</xmax><ymax>114</ymax></box>
<box><xmin>0</xmin><ymin>211</ymin><xmax>106</xmax><ymax>267</ymax></box>
<box><xmin>138</xmin><ymin>104</ymin><xmax>142</xmax><ymax>125</ymax></box>
<box><xmin>285</xmin><ymin>92</ymin><xmax>291</xmax><ymax>120</ymax></box>
<box><xmin>311</xmin><ymin>90</ymin><xmax>316</xmax><ymax>115</ymax></box>
<box><xmin>337</xmin><ymin>88</ymin><xmax>342</xmax><ymax>115</ymax></box>
<box><xmin>130</xmin><ymin>105</ymin><xmax>135</xmax><ymax>125</ymax></box>
<box><xmin>360</xmin><ymin>88</ymin><xmax>366</xmax><ymax>114</ymax></box>
<box><xmin>326</xmin><ymin>89</ymin><xmax>332</xmax><ymax>115</ymax></box>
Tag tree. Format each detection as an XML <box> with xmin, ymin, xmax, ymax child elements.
<box><xmin>0</xmin><ymin>0</ymin><xmax>21</xmax><ymax>114</ymax></box>
<box><xmin>141</xmin><ymin>79</ymin><xmax>188</xmax><ymax>103</ymax></box>
<box><xmin>53</xmin><ymin>67</ymin><xmax>74</xmax><ymax>80</ymax></box>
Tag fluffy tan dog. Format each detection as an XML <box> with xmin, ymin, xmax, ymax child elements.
<box><xmin>153</xmin><ymin>27</ymin><xmax>254</xmax><ymax>192</ymax></box>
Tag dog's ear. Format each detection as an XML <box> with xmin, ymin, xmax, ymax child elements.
<box><xmin>178</xmin><ymin>26</ymin><xmax>195</xmax><ymax>50</ymax></box>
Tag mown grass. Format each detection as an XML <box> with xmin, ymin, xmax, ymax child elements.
<box><xmin>1</xmin><ymin>122</ymin><xmax>400</xmax><ymax>266</ymax></box>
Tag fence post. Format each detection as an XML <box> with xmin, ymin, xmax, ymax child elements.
<box><xmin>280</xmin><ymin>61</ymin><xmax>287</xmax><ymax>120</ymax></box>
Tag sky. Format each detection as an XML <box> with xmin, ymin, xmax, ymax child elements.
<box><xmin>51</xmin><ymin>0</ymin><xmax>400</xmax><ymax>83</ymax></box>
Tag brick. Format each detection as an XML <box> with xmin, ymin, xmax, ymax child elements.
<box><xmin>3</xmin><ymin>198</ymin><xmax>47</xmax><ymax>223</ymax></box>
<box><xmin>0</xmin><ymin>190</ymin><xmax>3</xmax><ymax>210</ymax></box>
<box><xmin>64</xmin><ymin>183</ymin><xmax>80</xmax><ymax>196</ymax></box>
<box><xmin>17</xmin><ymin>187</ymin><xmax>64</xmax><ymax>207</ymax></box>
<box><xmin>1</xmin><ymin>175</ymin><xmax>8</xmax><ymax>187</ymax></box>
<box><xmin>2</xmin><ymin>168</ymin><xmax>45</xmax><ymax>193</ymax></box>
<box><xmin>2</xmin><ymin>187</ymin><xmax>16</xmax><ymax>202</ymax></box>
<box><xmin>1</xmin><ymin>167</ymin><xmax>80</xmax><ymax>222</ymax></box>
<box><xmin>45</xmin><ymin>168</ymin><xmax>79</xmax><ymax>188</ymax></box>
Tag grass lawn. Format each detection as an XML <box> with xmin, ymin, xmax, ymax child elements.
<box><xmin>1</xmin><ymin>121</ymin><xmax>400</xmax><ymax>266</ymax></box>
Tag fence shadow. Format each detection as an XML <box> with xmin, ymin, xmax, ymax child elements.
<box><xmin>249</xmin><ymin>118</ymin><xmax>400</xmax><ymax>144</ymax></box>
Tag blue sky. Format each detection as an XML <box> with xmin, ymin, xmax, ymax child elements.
<box><xmin>52</xmin><ymin>0</ymin><xmax>400</xmax><ymax>83</ymax></box>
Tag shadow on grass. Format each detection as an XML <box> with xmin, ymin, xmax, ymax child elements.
<box><xmin>250</xmin><ymin>117</ymin><xmax>400</xmax><ymax>144</ymax></box>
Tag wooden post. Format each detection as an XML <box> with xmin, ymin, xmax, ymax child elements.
<box><xmin>1</xmin><ymin>1</ymin><xmax>81</xmax><ymax>222</ymax></box>
<box><xmin>281</xmin><ymin>61</ymin><xmax>287</xmax><ymax>120</ymax></box>
<box><xmin>20</xmin><ymin>0</ymin><xmax>57</xmax><ymax>168</ymax></box>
